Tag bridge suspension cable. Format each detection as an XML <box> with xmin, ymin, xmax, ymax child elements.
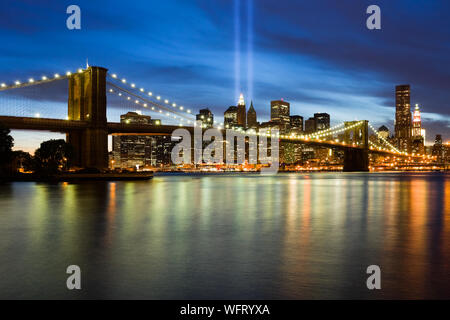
<box><xmin>0</xmin><ymin>67</ymin><xmax>89</xmax><ymax>92</ymax></box>
<box><xmin>303</xmin><ymin>123</ymin><xmax>346</xmax><ymax>139</ymax></box>
<box><xmin>367</xmin><ymin>123</ymin><xmax>402</xmax><ymax>154</ymax></box>
<box><xmin>107</xmin><ymin>72</ymin><xmax>195</xmax><ymax>119</ymax></box>
<box><xmin>107</xmin><ymin>82</ymin><xmax>195</xmax><ymax>124</ymax></box>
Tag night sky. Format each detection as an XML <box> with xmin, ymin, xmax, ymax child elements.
<box><xmin>1</xmin><ymin>0</ymin><xmax>449</xmax><ymax>152</ymax></box>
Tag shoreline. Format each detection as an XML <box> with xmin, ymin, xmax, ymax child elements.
<box><xmin>1</xmin><ymin>170</ymin><xmax>448</xmax><ymax>182</ymax></box>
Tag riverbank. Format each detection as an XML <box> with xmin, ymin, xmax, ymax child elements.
<box><xmin>0</xmin><ymin>171</ymin><xmax>153</xmax><ymax>182</ymax></box>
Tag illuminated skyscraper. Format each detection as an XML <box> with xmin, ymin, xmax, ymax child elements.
<box><xmin>270</xmin><ymin>99</ymin><xmax>290</xmax><ymax>123</ymax></box>
<box><xmin>247</xmin><ymin>101</ymin><xmax>257</xmax><ymax>128</ymax></box>
<box><xmin>394</xmin><ymin>85</ymin><xmax>412</xmax><ymax>152</ymax></box>
<box><xmin>237</xmin><ymin>93</ymin><xmax>246</xmax><ymax>127</ymax></box>
<box><xmin>224</xmin><ymin>106</ymin><xmax>238</xmax><ymax>129</ymax></box>
<box><xmin>314</xmin><ymin>113</ymin><xmax>330</xmax><ymax>131</ymax></box>
<box><xmin>112</xmin><ymin>112</ymin><xmax>173</xmax><ymax>168</ymax></box>
<box><xmin>290</xmin><ymin>115</ymin><xmax>303</xmax><ymax>132</ymax></box>
<box><xmin>196</xmin><ymin>108</ymin><xmax>214</xmax><ymax>128</ymax></box>
<box><xmin>411</xmin><ymin>104</ymin><xmax>425</xmax><ymax>154</ymax></box>
<box><xmin>412</xmin><ymin>104</ymin><xmax>422</xmax><ymax>137</ymax></box>
<box><xmin>270</xmin><ymin>99</ymin><xmax>290</xmax><ymax>133</ymax></box>
<box><xmin>432</xmin><ymin>134</ymin><xmax>445</xmax><ymax>162</ymax></box>
<box><xmin>304</xmin><ymin>117</ymin><xmax>316</xmax><ymax>133</ymax></box>
<box><xmin>378</xmin><ymin>125</ymin><xmax>390</xmax><ymax>139</ymax></box>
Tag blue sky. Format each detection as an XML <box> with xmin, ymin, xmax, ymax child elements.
<box><xmin>0</xmin><ymin>0</ymin><xmax>449</xmax><ymax>152</ymax></box>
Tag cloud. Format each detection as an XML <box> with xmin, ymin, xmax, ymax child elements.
<box><xmin>0</xmin><ymin>0</ymin><xmax>449</xmax><ymax>150</ymax></box>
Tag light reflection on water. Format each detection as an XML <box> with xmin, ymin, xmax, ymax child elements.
<box><xmin>0</xmin><ymin>172</ymin><xmax>449</xmax><ymax>299</ymax></box>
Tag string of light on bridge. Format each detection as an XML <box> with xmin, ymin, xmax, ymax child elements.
<box><xmin>0</xmin><ymin>67</ymin><xmax>90</xmax><ymax>92</ymax></box>
<box><xmin>108</xmin><ymin>86</ymin><xmax>197</xmax><ymax>126</ymax></box>
<box><xmin>104</xmin><ymin>72</ymin><xmax>378</xmax><ymax>148</ymax></box>
<box><xmin>368</xmin><ymin>140</ymin><xmax>397</xmax><ymax>154</ymax></box>
<box><xmin>107</xmin><ymin>72</ymin><xmax>197</xmax><ymax>120</ymax></box>
<box><xmin>107</xmin><ymin>82</ymin><xmax>363</xmax><ymax>145</ymax></box>
<box><xmin>1</xmin><ymin>67</ymin><xmax>427</xmax><ymax>158</ymax></box>
<box><xmin>108</xmin><ymin>85</ymin><xmax>224</xmax><ymax>128</ymax></box>
<box><xmin>367</xmin><ymin>123</ymin><xmax>402</xmax><ymax>154</ymax></box>
<box><xmin>107</xmin><ymin>75</ymin><xmax>227</xmax><ymax>129</ymax></box>
<box><xmin>231</xmin><ymin>120</ymin><xmax>368</xmax><ymax>147</ymax></box>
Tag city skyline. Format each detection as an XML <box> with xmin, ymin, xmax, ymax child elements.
<box><xmin>1</xmin><ymin>1</ymin><xmax>450</xmax><ymax>302</ymax></box>
<box><xmin>0</xmin><ymin>0</ymin><xmax>449</xmax><ymax>152</ymax></box>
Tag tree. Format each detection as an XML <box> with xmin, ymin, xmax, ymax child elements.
<box><xmin>0</xmin><ymin>123</ymin><xmax>14</xmax><ymax>175</ymax></box>
<box><xmin>12</xmin><ymin>150</ymin><xmax>33</xmax><ymax>172</ymax></box>
<box><xmin>34</xmin><ymin>139</ymin><xmax>74</xmax><ymax>174</ymax></box>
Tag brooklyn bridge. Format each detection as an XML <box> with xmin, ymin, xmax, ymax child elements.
<box><xmin>0</xmin><ymin>66</ymin><xmax>427</xmax><ymax>171</ymax></box>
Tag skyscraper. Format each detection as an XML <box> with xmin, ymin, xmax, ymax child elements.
<box><xmin>247</xmin><ymin>101</ymin><xmax>257</xmax><ymax>128</ymax></box>
<box><xmin>395</xmin><ymin>85</ymin><xmax>412</xmax><ymax>152</ymax></box>
<box><xmin>224</xmin><ymin>106</ymin><xmax>238</xmax><ymax>128</ymax></box>
<box><xmin>411</xmin><ymin>104</ymin><xmax>425</xmax><ymax>154</ymax></box>
<box><xmin>412</xmin><ymin>104</ymin><xmax>422</xmax><ymax>137</ymax></box>
<box><xmin>432</xmin><ymin>134</ymin><xmax>445</xmax><ymax>162</ymax></box>
<box><xmin>270</xmin><ymin>100</ymin><xmax>290</xmax><ymax>125</ymax></box>
<box><xmin>305</xmin><ymin>117</ymin><xmax>316</xmax><ymax>133</ymax></box>
<box><xmin>314</xmin><ymin>113</ymin><xmax>330</xmax><ymax>131</ymax></box>
<box><xmin>378</xmin><ymin>125</ymin><xmax>390</xmax><ymax>139</ymax></box>
<box><xmin>196</xmin><ymin>108</ymin><xmax>214</xmax><ymax>128</ymax></box>
<box><xmin>290</xmin><ymin>115</ymin><xmax>303</xmax><ymax>132</ymax></box>
<box><xmin>112</xmin><ymin>112</ymin><xmax>173</xmax><ymax>168</ymax></box>
<box><xmin>237</xmin><ymin>93</ymin><xmax>246</xmax><ymax>127</ymax></box>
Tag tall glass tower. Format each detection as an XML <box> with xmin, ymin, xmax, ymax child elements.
<box><xmin>394</xmin><ymin>85</ymin><xmax>412</xmax><ymax>152</ymax></box>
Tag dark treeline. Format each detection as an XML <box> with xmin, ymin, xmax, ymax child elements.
<box><xmin>0</xmin><ymin>123</ymin><xmax>74</xmax><ymax>178</ymax></box>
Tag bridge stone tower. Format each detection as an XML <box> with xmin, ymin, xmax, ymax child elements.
<box><xmin>67</xmin><ymin>66</ymin><xmax>108</xmax><ymax>169</ymax></box>
<box><xmin>343</xmin><ymin>120</ymin><xmax>369</xmax><ymax>172</ymax></box>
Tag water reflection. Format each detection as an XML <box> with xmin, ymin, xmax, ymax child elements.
<box><xmin>0</xmin><ymin>173</ymin><xmax>449</xmax><ymax>299</ymax></box>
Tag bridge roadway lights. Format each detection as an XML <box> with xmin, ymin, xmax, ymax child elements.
<box><xmin>67</xmin><ymin>66</ymin><xmax>109</xmax><ymax>170</ymax></box>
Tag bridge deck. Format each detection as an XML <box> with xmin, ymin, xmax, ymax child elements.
<box><xmin>0</xmin><ymin>115</ymin><xmax>423</xmax><ymax>158</ymax></box>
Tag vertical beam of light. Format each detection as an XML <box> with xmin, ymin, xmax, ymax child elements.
<box><xmin>234</xmin><ymin>0</ymin><xmax>241</xmax><ymax>102</ymax></box>
<box><xmin>247</xmin><ymin>0</ymin><xmax>253</xmax><ymax>104</ymax></box>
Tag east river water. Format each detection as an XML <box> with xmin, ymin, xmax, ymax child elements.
<box><xmin>0</xmin><ymin>172</ymin><xmax>449</xmax><ymax>299</ymax></box>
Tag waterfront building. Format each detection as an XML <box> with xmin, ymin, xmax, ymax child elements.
<box><xmin>237</xmin><ymin>93</ymin><xmax>246</xmax><ymax>127</ymax></box>
<box><xmin>247</xmin><ymin>101</ymin><xmax>257</xmax><ymax>128</ymax></box>
<box><xmin>290</xmin><ymin>115</ymin><xmax>303</xmax><ymax>133</ymax></box>
<box><xmin>196</xmin><ymin>108</ymin><xmax>214</xmax><ymax>128</ymax></box>
<box><xmin>270</xmin><ymin>99</ymin><xmax>290</xmax><ymax>126</ymax></box>
<box><xmin>432</xmin><ymin>134</ymin><xmax>445</xmax><ymax>162</ymax></box>
<box><xmin>411</xmin><ymin>104</ymin><xmax>425</xmax><ymax>154</ymax></box>
<box><xmin>304</xmin><ymin>117</ymin><xmax>316</xmax><ymax>134</ymax></box>
<box><xmin>112</xmin><ymin>112</ymin><xmax>174</xmax><ymax>169</ymax></box>
<box><xmin>378</xmin><ymin>125</ymin><xmax>390</xmax><ymax>139</ymax></box>
<box><xmin>314</xmin><ymin>113</ymin><xmax>330</xmax><ymax>131</ymax></box>
<box><xmin>224</xmin><ymin>106</ymin><xmax>238</xmax><ymax>129</ymax></box>
<box><xmin>394</xmin><ymin>85</ymin><xmax>412</xmax><ymax>152</ymax></box>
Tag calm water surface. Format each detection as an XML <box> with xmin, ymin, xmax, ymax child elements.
<box><xmin>0</xmin><ymin>172</ymin><xmax>449</xmax><ymax>299</ymax></box>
